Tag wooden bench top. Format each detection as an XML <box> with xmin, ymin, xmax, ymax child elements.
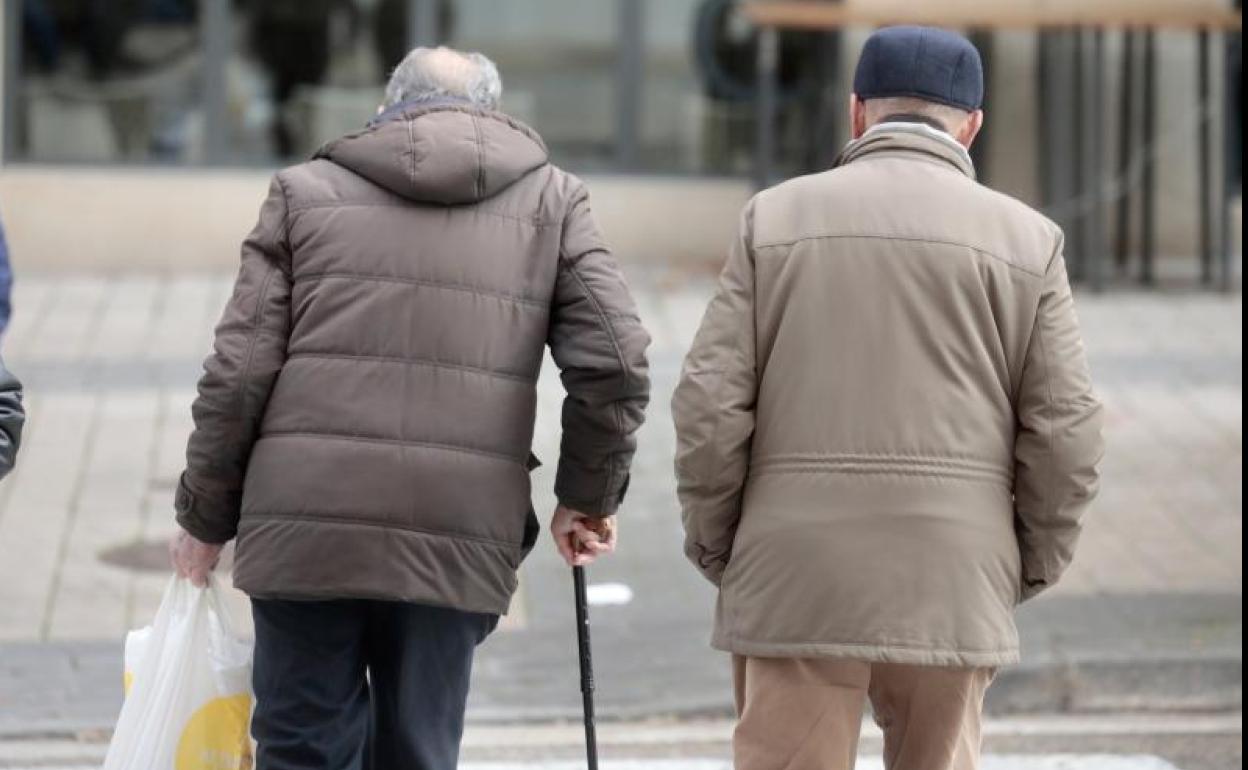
<box><xmin>744</xmin><ymin>1</ymin><xmax>1243</xmax><ymax>31</ymax></box>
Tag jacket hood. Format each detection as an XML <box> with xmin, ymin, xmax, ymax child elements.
<box><xmin>317</xmin><ymin>103</ymin><xmax>549</xmax><ymax>205</ymax></box>
<box><xmin>834</xmin><ymin>123</ymin><xmax>976</xmax><ymax>180</ymax></box>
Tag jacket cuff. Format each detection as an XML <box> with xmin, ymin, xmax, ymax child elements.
<box><xmin>685</xmin><ymin>542</ymin><xmax>728</xmax><ymax>586</ymax></box>
<box><xmin>555</xmin><ymin>457</ymin><xmax>631</xmax><ymax>517</ymax></box>
<box><xmin>699</xmin><ymin>560</ymin><xmax>727</xmax><ymax>587</ymax></box>
<box><xmin>554</xmin><ymin>478</ymin><xmax>628</xmax><ymax>517</ymax></box>
<box><xmin>1018</xmin><ymin>576</ymin><xmax>1050</xmax><ymax>603</ymax></box>
<box><xmin>174</xmin><ymin>473</ymin><xmax>239</xmax><ymax>544</ymax></box>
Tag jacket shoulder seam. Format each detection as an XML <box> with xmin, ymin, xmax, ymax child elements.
<box><xmin>1024</xmin><ymin>233</ymin><xmax>1065</xmax><ymax>537</ymax></box>
<box><xmin>470</xmin><ymin>114</ymin><xmax>486</xmax><ymax>200</ymax></box>
<box><xmin>562</xmin><ymin>260</ymin><xmax>633</xmax><ymax>399</ymax></box>
<box><xmin>214</xmin><ymin>327</ymin><xmax>287</xmax><ymax>342</ymax></box>
<box><xmin>232</xmin><ymin>263</ymin><xmax>280</xmax><ymax>438</ymax></box>
<box><xmin>754</xmin><ymin>232</ymin><xmax>1046</xmax><ymax>278</ymax></box>
<box><xmin>406</xmin><ymin>117</ymin><xmax>418</xmax><ymax>186</ymax></box>
<box><xmin>1037</xmin><ymin>276</ymin><xmax>1058</xmax><ymax>533</ymax></box>
<box><xmin>259</xmin><ymin>431</ymin><xmax>526</xmax><ymax>465</ymax></box>
<box><xmin>285</xmin><ymin>201</ymin><xmax>558</xmax><ymax>227</ymax></box>
<box><xmin>474</xmin><ymin>207</ymin><xmax>561</xmax><ymax>226</ymax></box>
<box><xmin>294</xmin><ymin>271</ymin><xmax>551</xmax><ymax>308</ymax></box>
<box><xmin>242</xmin><ymin>512</ymin><xmax>522</xmax><ymax>552</ymax></box>
<box><xmin>286</xmin><ymin>351</ymin><xmax>537</xmax><ymax>384</ymax></box>
<box><xmin>273</xmin><ymin>173</ymin><xmax>294</xmax><ymax>260</ymax></box>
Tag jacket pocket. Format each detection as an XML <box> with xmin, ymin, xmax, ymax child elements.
<box><xmin>520</xmin><ymin>506</ymin><xmax>541</xmax><ymax>557</ymax></box>
<box><xmin>519</xmin><ymin>453</ymin><xmax>543</xmax><ymax>559</ymax></box>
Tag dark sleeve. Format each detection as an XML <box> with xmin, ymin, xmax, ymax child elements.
<box><xmin>0</xmin><ymin>358</ymin><xmax>24</xmax><ymax>478</ymax></box>
<box><xmin>547</xmin><ymin>182</ymin><xmax>651</xmax><ymax>516</ymax></box>
<box><xmin>0</xmin><ymin>218</ymin><xmax>12</xmax><ymax>333</ymax></box>
<box><xmin>176</xmin><ymin>176</ymin><xmax>294</xmax><ymax>543</ymax></box>
<box><xmin>1013</xmin><ymin>233</ymin><xmax>1105</xmax><ymax>601</ymax></box>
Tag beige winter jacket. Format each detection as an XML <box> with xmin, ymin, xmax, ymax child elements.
<box><xmin>177</xmin><ymin>102</ymin><xmax>650</xmax><ymax>614</ymax></box>
<box><xmin>673</xmin><ymin>124</ymin><xmax>1104</xmax><ymax>667</ymax></box>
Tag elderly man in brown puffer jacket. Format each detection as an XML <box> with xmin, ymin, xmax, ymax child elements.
<box><xmin>170</xmin><ymin>47</ymin><xmax>649</xmax><ymax>769</ymax></box>
<box><xmin>674</xmin><ymin>26</ymin><xmax>1103</xmax><ymax>770</ymax></box>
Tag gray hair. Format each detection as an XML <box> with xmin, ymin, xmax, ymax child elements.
<box><xmin>863</xmin><ymin>96</ymin><xmax>973</xmax><ymax>133</ymax></box>
<box><xmin>382</xmin><ymin>46</ymin><xmax>502</xmax><ymax>110</ymax></box>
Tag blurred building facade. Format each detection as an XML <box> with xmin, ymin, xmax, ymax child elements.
<box><xmin>0</xmin><ymin>0</ymin><xmax>1240</xmax><ymax>280</ymax></box>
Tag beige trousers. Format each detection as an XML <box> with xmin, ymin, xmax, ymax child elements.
<box><xmin>732</xmin><ymin>656</ymin><xmax>994</xmax><ymax>770</ymax></box>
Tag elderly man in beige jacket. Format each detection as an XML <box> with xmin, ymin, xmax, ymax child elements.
<box><xmin>673</xmin><ymin>26</ymin><xmax>1104</xmax><ymax>770</ymax></box>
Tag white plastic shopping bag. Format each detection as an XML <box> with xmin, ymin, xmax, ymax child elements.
<box><xmin>103</xmin><ymin>575</ymin><xmax>254</xmax><ymax>770</ymax></box>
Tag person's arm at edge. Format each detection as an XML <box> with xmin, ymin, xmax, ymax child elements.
<box><xmin>671</xmin><ymin>197</ymin><xmax>759</xmax><ymax>586</ymax></box>
<box><xmin>0</xmin><ymin>357</ymin><xmax>24</xmax><ymax>479</ymax></box>
<box><xmin>1013</xmin><ymin>229</ymin><xmax>1106</xmax><ymax>601</ymax></box>
<box><xmin>175</xmin><ymin>175</ymin><xmax>294</xmax><ymax>550</ymax></box>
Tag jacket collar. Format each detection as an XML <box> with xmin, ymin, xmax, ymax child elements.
<box><xmin>368</xmin><ymin>96</ymin><xmax>477</xmax><ymax>127</ymax></box>
<box><xmin>834</xmin><ymin>122</ymin><xmax>976</xmax><ymax>180</ymax></box>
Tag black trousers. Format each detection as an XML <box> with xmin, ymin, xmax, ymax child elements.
<box><xmin>251</xmin><ymin>598</ymin><xmax>498</xmax><ymax>770</ymax></box>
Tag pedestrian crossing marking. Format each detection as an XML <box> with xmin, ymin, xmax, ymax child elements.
<box><xmin>0</xmin><ymin>757</ymin><xmax>1189</xmax><ymax>770</ymax></box>
<box><xmin>457</xmin><ymin>760</ymin><xmax>1181</xmax><ymax>770</ymax></box>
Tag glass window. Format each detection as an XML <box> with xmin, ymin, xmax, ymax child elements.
<box><xmin>9</xmin><ymin>0</ymin><xmax>828</xmax><ymax>177</ymax></box>
<box><xmin>216</xmin><ymin>0</ymin><xmax>621</xmax><ymax>168</ymax></box>
<box><xmin>15</xmin><ymin>0</ymin><xmax>204</xmax><ymax>163</ymax></box>
<box><xmin>222</xmin><ymin>0</ymin><xmax>400</xmax><ymax>165</ymax></box>
<box><xmin>218</xmin><ymin>0</ymin><xmax>605</xmax><ymax>168</ymax></box>
<box><xmin>641</xmin><ymin>0</ymin><xmax>721</xmax><ymax>174</ymax></box>
<box><xmin>639</xmin><ymin>0</ymin><xmax>840</xmax><ymax>177</ymax></box>
<box><xmin>449</xmin><ymin>0</ymin><xmax>620</xmax><ymax>171</ymax></box>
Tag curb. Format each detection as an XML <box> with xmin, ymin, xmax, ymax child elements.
<box><xmin>987</xmin><ymin>654</ymin><xmax>1243</xmax><ymax>715</ymax></box>
<box><xmin>469</xmin><ymin>654</ymin><xmax>1244</xmax><ymax>726</ymax></box>
<box><xmin>1</xmin><ymin>654</ymin><xmax>1240</xmax><ymax>741</ymax></box>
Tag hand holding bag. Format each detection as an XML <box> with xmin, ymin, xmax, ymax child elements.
<box><xmin>103</xmin><ymin>575</ymin><xmax>254</xmax><ymax>770</ymax></box>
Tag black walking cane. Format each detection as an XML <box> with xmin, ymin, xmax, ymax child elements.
<box><xmin>573</xmin><ymin>565</ymin><xmax>599</xmax><ymax>770</ymax></box>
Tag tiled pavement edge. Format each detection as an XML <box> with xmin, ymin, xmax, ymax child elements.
<box><xmin>2</xmin><ymin>713</ymin><xmax>1244</xmax><ymax>768</ymax></box>
<box><xmin>0</xmin><ymin>269</ymin><xmax>1241</xmax><ymax>732</ymax></box>
<box><xmin>0</xmin><ymin>751</ymin><xmax>1213</xmax><ymax>770</ymax></box>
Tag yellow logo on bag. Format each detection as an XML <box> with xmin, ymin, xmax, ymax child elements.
<box><xmin>175</xmin><ymin>694</ymin><xmax>254</xmax><ymax>770</ymax></box>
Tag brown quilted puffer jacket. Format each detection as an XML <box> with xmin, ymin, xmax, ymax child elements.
<box><xmin>176</xmin><ymin>102</ymin><xmax>650</xmax><ymax>614</ymax></box>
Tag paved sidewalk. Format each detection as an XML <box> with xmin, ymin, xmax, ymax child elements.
<box><xmin>0</xmin><ymin>757</ymin><xmax>1208</xmax><ymax>770</ymax></box>
<box><xmin>0</xmin><ymin>755</ymin><xmax>1211</xmax><ymax>770</ymax></box>
<box><xmin>0</xmin><ymin>712</ymin><xmax>1243</xmax><ymax>769</ymax></box>
<box><xmin>0</xmin><ymin>269</ymin><xmax>1241</xmax><ymax>730</ymax></box>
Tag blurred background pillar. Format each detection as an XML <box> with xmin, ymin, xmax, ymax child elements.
<box><xmin>2</xmin><ymin>0</ymin><xmax>21</xmax><ymax>163</ymax></box>
<box><xmin>1080</xmin><ymin>28</ymin><xmax>1107</xmax><ymax>291</ymax></box>
<box><xmin>1113</xmin><ymin>29</ymin><xmax>1136</xmax><ymax>279</ymax></box>
<box><xmin>754</xmin><ymin>24</ymin><xmax>777</xmax><ymax>188</ymax></box>
<box><xmin>1221</xmin><ymin>22</ymin><xmax>1240</xmax><ymax>291</ymax></box>
<box><xmin>408</xmin><ymin>0</ymin><xmax>438</xmax><ymax>48</ymax></box>
<box><xmin>615</xmin><ymin>0</ymin><xmax>643</xmax><ymax>170</ymax></box>
<box><xmin>967</xmin><ymin>29</ymin><xmax>992</xmax><ymax>182</ymax></box>
<box><xmin>201</xmin><ymin>0</ymin><xmax>229</xmax><ymax>165</ymax></box>
<box><xmin>1140</xmin><ymin>28</ymin><xmax>1157</xmax><ymax>285</ymax></box>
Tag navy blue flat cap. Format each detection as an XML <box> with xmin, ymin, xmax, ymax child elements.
<box><xmin>853</xmin><ymin>26</ymin><xmax>984</xmax><ymax>111</ymax></box>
